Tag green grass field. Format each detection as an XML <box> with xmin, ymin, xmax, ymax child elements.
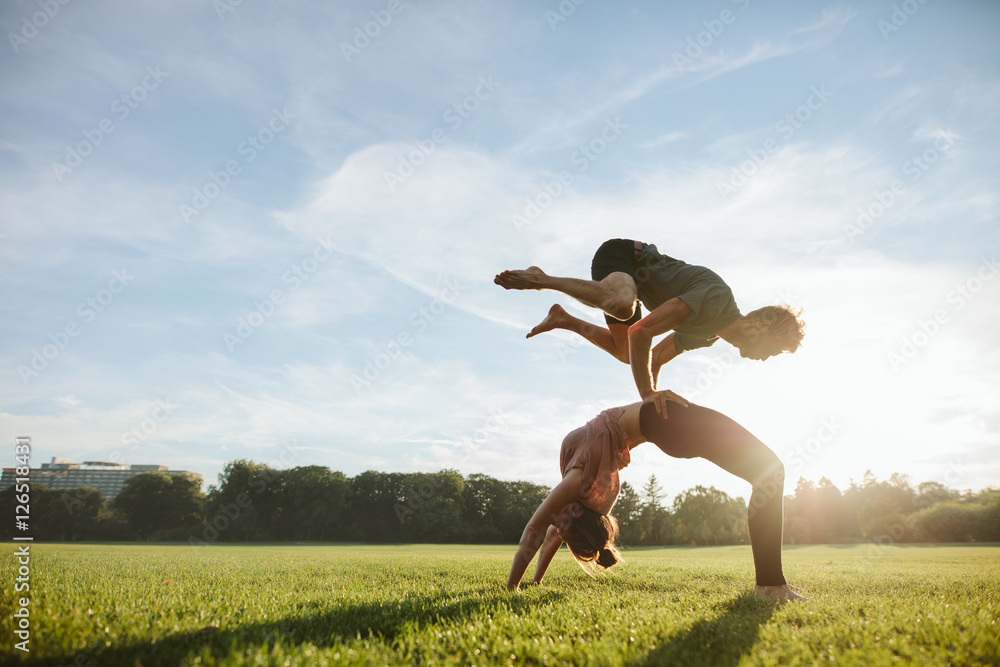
<box><xmin>2</xmin><ymin>543</ymin><xmax>998</xmax><ymax>666</ymax></box>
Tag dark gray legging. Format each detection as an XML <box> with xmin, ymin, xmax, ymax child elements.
<box><xmin>639</xmin><ymin>401</ymin><xmax>786</xmax><ymax>586</ymax></box>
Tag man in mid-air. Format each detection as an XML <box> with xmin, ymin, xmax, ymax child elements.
<box><xmin>495</xmin><ymin>239</ymin><xmax>805</xmax><ymax>415</ymax></box>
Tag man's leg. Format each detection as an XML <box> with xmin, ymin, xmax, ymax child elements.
<box><xmin>494</xmin><ymin>267</ymin><xmax>638</xmax><ymax>321</ymax></box>
<box><xmin>497</xmin><ymin>239</ymin><xmax>643</xmax><ymax>360</ymax></box>
<box><xmin>526</xmin><ymin>303</ymin><xmax>632</xmax><ymax>363</ymax></box>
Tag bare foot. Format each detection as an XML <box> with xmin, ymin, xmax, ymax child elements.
<box><xmin>754</xmin><ymin>584</ymin><xmax>809</xmax><ymax>603</ymax></box>
<box><xmin>527</xmin><ymin>304</ymin><xmax>570</xmax><ymax>339</ymax></box>
<box><xmin>494</xmin><ymin>266</ymin><xmax>549</xmax><ymax>290</ymax></box>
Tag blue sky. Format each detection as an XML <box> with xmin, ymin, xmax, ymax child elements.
<box><xmin>1</xmin><ymin>0</ymin><xmax>998</xmax><ymax>504</ymax></box>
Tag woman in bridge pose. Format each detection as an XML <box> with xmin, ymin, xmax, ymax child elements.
<box><xmin>507</xmin><ymin>390</ymin><xmax>805</xmax><ymax>602</ymax></box>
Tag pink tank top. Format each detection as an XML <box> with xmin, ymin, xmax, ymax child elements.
<box><xmin>559</xmin><ymin>407</ymin><xmax>631</xmax><ymax>514</ymax></box>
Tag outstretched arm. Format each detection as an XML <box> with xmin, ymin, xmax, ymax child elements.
<box><xmin>628</xmin><ymin>298</ymin><xmax>691</xmax><ymax>413</ymax></box>
<box><xmin>532</xmin><ymin>525</ymin><xmax>563</xmax><ymax>584</ymax></box>
<box><xmin>508</xmin><ymin>469</ymin><xmax>582</xmax><ymax>591</ymax></box>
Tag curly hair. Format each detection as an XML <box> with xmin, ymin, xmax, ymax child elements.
<box><xmin>745</xmin><ymin>305</ymin><xmax>806</xmax><ymax>352</ymax></box>
<box><xmin>562</xmin><ymin>505</ymin><xmax>623</xmax><ymax>572</ymax></box>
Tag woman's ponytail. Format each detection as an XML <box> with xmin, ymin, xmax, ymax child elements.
<box><xmin>562</xmin><ymin>506</ymin><xmax>623</xmax><ymax>572</ymax></box>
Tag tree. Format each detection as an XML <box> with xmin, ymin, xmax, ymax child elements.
<box><xmin>911</xmin><ymin>503</ymin><xmax>980</xmax><ymax>542</ymax></box>
<box><xmin>846</xmin><ymin>471</ymin><xmax>917</xmax><ymax>542</ymax></box>
<box><xmin>639</xmin><ymin>475</ymin><xmax>667</xmax><ymax>544</ymax></box>
<box><xmin>501</xmin><ymin>480</ymin><xmax>549</xmax><ymax>542</ymax></box>
<box><xmin>786</xmin><ymin>477</ymin><xmax>854</xmax><ymax>544</ymax></box>
<box><xmin>0</xmin><ymin>485</ymin><xmax>107</xmax><ymax>541</ymax></box>
<box><xmin>911</xmin><ymin>489</ymin><xmax>1000</xmax><ymax>543</ymax></box>
<box><xmin>615</xmin><ymin>481</ymin><xmax>642</xmax><ymax>545</ymax></box>
<box><xmin>670</xmin><ymin>485</ymin><xmax>747</xmax><ymax>546</ymax></box>
<box><xmin>461</xmin><ymin>473</ymin><xmax>507</xmax><ymax>542</ymax></box>
<box><xmin>203</xmin><ymin>459</ymin><xmax>284</xmax><ymax>542</ymax></box>
<box><xmin>915</xmin><ymin>481</ymin><xmax>958</xmax><ymax>510</ymax></box>
<box><xmin>784</xmin><ymin>477</ymin><xmax>815</xmax><ymax>544</ymax></box>
<box><xmin>641</xmin><ymin>475</ymin><xmax>665</xmax><ymax>509</ymax></box>
<box><xmin>278</xmin><ymin>466</ymin><xmax>348</xmax><ymax>541</ymax></box>
<box><xmin>400</xmin><ymin>470</ymin><xmax>465</xmax><ymax>542</ymax></box>
<box><xmin>348</xmin><ymin>470</ymin><xmax>408</xmax><ymax>542</ymax></box>
<box><xmin>112</xmin><ymin>472</ymin><xmax>204</xmax><ymax>540</ymax></box>
<box><xmin>53</xmin><ymin>486</ymin><xmax>106</xmax><ymax>541</ymax></box>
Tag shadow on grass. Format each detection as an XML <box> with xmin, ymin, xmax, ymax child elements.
<box><xmin>633</xmin><ymin>592</ymin><xmax>777</xmax><ymax>667</ymax></box>
<box><xmin>45</xmin><ymin>586</ymin><xmax>562</xmax><ymax>667</ymax></box>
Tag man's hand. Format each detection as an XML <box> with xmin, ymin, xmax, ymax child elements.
<box><xmin>642</xmin><ymin>389</ymin><xmax>690</xmax><ymax>418</ymax></box>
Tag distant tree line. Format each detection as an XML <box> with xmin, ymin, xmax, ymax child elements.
<box><xmin>1</xmin><ymin>461</ymin><xmax>997</xmax><ymax>546</ymax></box>
<box><xmin>615</xmin><ymin>472</ymin><xmax>1000</xmax><ymax>546</ymax></box>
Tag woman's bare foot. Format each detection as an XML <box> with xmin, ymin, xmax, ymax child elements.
<box><xmin>754</xmin><ymin>584</ymin><xmax>809</xmax><ymax>603</ymax></box>
<box><xmin>526</xmin><ymin>304</ymin><xmax>570</xmax><ymax>338</ymax></box>
<box><xmin>494</xmin><ymin>266</ymin><xmax>550</xmax><ymax>290</ymax></box>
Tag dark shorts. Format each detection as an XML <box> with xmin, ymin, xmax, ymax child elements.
<box><xmin>591</xmin><ymin>238</ymin><xmax>644</xmax><ymax>326</ymax></box>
